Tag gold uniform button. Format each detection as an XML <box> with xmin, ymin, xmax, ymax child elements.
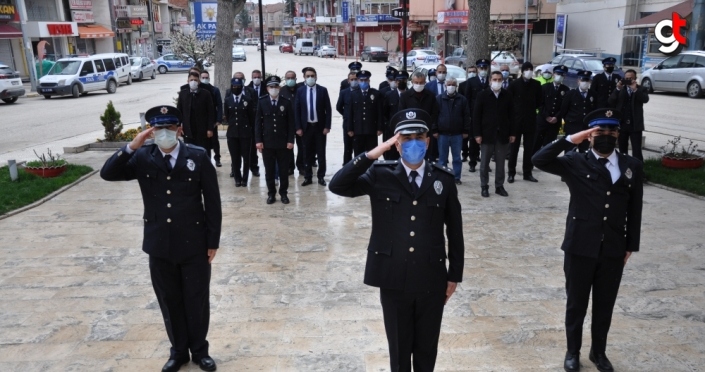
<box><xmin>144</xmin><ymin>219</ymin><xmax>148</xmax><ymax>222</ymax></box>
<box><xmin>167</xmin><ymin>190</ymin><xmax>171</xmax><ymax>194</ymax></box>
<box><xmin>411</xmin><ymin>216</ymin><xmax>416</xmax><ymax>221</ymax></box>
<box><xmin>167</xmin><ymin>218</ymin><xmax>172</xmax><ymax>223</ymax></box>
<box><xmin>409</xmin><ymin>247</ymin><xmax>415</xmax><ymax>252</ymax></box>
<box><xmin>375</xmin><ymin>251</ymin><xmax>378</xmax><ymax>254</ymax></box>
<box><xmin>413</xmin><ymin>200</ymin><xmax>418</xmax><ymax>206</ymax></box>
<box><xmin>410</xmin><ymin>231</ymin><xmax>415</xmax><ymax>237</ymax></box>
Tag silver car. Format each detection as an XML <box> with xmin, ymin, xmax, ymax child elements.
<box><xmin>640</xmin><ymin>51</ymin><xmax>705</xmax><ymax>98</ymax></box>
<box><xmin>130</xmin><ymin>57</ymin><xmax>156</xmax><ymax>81</ymax></box>
<box><xmin>411</xmin><ymin>64</ymin><xmax>467</xmax><ymax>88</ymax></box>
<box><xmin>317</xmin><ymin>45</ymin><xmax>336</xmax><ymax>58</ymax></box>
<box><xmin>232</xmin><ymin>47</ymin><xmax>246</xmax><ymax>62</ymax></box>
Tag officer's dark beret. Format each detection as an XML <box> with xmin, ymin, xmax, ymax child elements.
<box><xmin>356</xmin><ymin>70</ymin><xmax>372</xmax><ymax>79</ymax></box>
<box><xmin>602</xmin><ymin>57</ymin><xmax>617</xmax><ymax>65</ymax></box>
<box><xmin>476</xmin><ymin>59</ymin><xmax>490</xmax><ymax>67</ymax></box>
<box><xmin>395</xmin><ymin>71</ymin><xmax>410</xmax><ymax>80</ymax></box>
<box><xmin>348</xmin><ymin>62</ymin><xmax>362</xmax><ymax>71</ymax></box>
<box><xmin>231</xmin><ymin>78</ymin><xmax>244</xmax><ymax>86</ymax></box>
<box><xmin>427</xmin><ymin>68</ymin><xmax>436</xmax><ymax>77</ymax></box>
<box><xmin>265</xmin><ymin>76</ymin><xmax>281</xmax><ymax>86</ymax></box>
<box><xmin>145</xmin><ymin>105</ymin><xmax>182</xmax><ymax>127</ymax></box>
<box><xmin>577</xmin><ymin>70</ymin><xmax>593</xmax><ymax>80</ymax></box>
<box><xmin>521</xmin><ymin>61</ymin><xmax>534</xmax><ymax>70</ymax></box>
<box><xmin>553</xmin><ymin>65</ymin><xmax>568</xmax><ymax>75</ymax></box>
<box><xmin>392</xmin><ymin>109</ymin><xmax>430</xmax><ymax>135</ymax></box>
<box><xmin>584</xmin><ymin>108</ymin><xmax>622</xmax><ymax>128</ymax></box>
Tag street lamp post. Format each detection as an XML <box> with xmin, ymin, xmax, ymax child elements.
<box><xmin>258</xmin><ymin>0</ymin><xmax>266</xmax><ymax>77</ymax></box>
<box><xmin>523</xmin><ymin>0</ymin><xmax>529</xmax><ymax>62</ymax></box>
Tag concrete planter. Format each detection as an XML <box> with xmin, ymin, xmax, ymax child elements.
<box><xmin>25</xmin><ymin>164</ymin><xmax>68</xmax><ymax>178</ymax></box>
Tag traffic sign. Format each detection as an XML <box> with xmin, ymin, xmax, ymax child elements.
<box><xmin>391</xmin><ymin>7</ymin><xmax>408</xmax><ymax>19</ymax></box>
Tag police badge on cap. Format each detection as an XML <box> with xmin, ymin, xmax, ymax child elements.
<box><xmin>391</xmin><ymin>109</ymin><xmax>431</xmax><ymax>135</ymax></box>
<box><xmin>145</xmin><ymin>105</ymin><xmax>182</xmax><ymax>127</ymax></box>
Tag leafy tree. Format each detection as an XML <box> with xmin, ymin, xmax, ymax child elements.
<box><xmin>488</xmin><ymin>21</ymin><xmax>522</xmax><ymax>53</ymax></box>
<box><xmin>170</xmin><ymin>29</ymin><xmax>216</xmax><ymax>70</ymax></box>
<box><xmin>285</xmin><ymin>0</ymin><xmax>296</xmax><ymax>17</ymax></box>
<box><xmin>237</xmin><ymin>7</ymin><xmax>250</xmax><ymax>30</ymax></box>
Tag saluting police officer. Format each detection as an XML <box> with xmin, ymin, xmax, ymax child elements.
<box><xmin>329</xmin><ymin>108</ymin><xmax>464</xmax><ymax>372</ymax></box>
<box><xmin>340</xmin><ymin>61</ymin><xmax>363</xmax><ymax>90</ymax></box>
<box><xmin>255</xmin><ymin>76</ymin><xmax>296</xmax><ymax>205</ymax></box>
<box><xmin>381</xmin><ymin>71</ymin><xmax>409</xmax><ymax>160</ymax></box>
<box><xmin>100</xmin><ymin>106</ymin><xmax>221</xmax><ymax>372</ymax></box>
<box><xmin>532</xmin><ymin>108</ymin><xmax>643</xmax><ymax>372</ymax></box>
<box><xmin>224</xmin><ymin>77</ymin><xmax>256</xmax><ymax>187</ymax></box>
<box><xmin>590</xmin><ymin>57</ymin><xmax>622</xmax><ymax>109</ymax></box>
<box><xmin>346</xmin><ymin>70</ymin><xmax>383</xmax><ymax>156</ymax></box>
<box><xmin>560</xmin><ymin>70</ymin><xmax>597</xmax><ymax>152</ymax></box>
<box><xmin>533</xmin><ymin>65</ymin><xmax>570</xmax><ymax>153</ymax></box>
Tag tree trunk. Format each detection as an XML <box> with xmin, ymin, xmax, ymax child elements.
<box><xmin>466</xmin><ymin>0</ymin><xmax>491</xmax><ymax>65</ymax></box>
<box><xmin>214</xmin><ymin>0</ymin><xmax>244</xmax><ymax>97</ymax></box>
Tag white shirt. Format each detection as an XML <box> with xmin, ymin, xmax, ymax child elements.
<box><xmin>591</xmin><ymin>149</ymin><xmax>620</xmax><ymax>184</ymax></box>
<box><xmin>436</xmin><ymin>81</ymin><xmax>445</xmax><ymax>94</ymax></box>
<box><xmin>124</xmin><ymin>139</ymin><xmax>180</xmax><ymax>170</ymax></box>
<box><xmin>401</xmin><ymin>160</ymin><xmax>425</xmax><ymax>188</ymax></box>
<box><xmin>306</xmin><ymin>85</ymin><xmax>318</xmax><ymax>123</ymax></box>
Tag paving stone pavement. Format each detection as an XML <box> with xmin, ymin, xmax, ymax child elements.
<box><xmin>0</xmin><ymin>139</ymin><xmax>703</xmax><ymax>372</ymax></box>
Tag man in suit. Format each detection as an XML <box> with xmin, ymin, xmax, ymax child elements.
<box><xmin>560</xmin><ymin>70</ymin><xmax>597</xmax><ymax>152</ymax></box>
<box><xmin>295</xmin><ymin>67</ymin><xmax>333</xmax><ymax>186</ymax></box>
<box><xmin>255</xmin><ymin>76</ymin><xmax>296</xmax><ymax>204</ymax></box>
<box><xmin>337</xmin><ymin>71</ymin><xmax>359</xmax><ymax>165</ymax></box>
<box><xmin>234</xmin><ymin>71</ymin><xmax>262</xmax><ymax>177</ymax></box>
<box><xmin>499</xmin><ymin>64</ymin><xmax>513</xmax><ymax>89</ymax></box>
<box><xmin>424</xmin><ymin>64</ymin><xmax>448</xmax><ymax>96</ymax></box>
<box><xmin>507</xmin><ymin>61</ymin><xmax>543</xmax><ymax>183</ymax></box>
<box><xmin>329</xmin><ymin>108</ymin><xmax>464</xmax><ymax>372</ymax></box>
<box><xmin>532</xmin><ymin>108</ymin><xmax>643</xmax><ymax>372</ymax></box>
<box><xmin>346</xmin><ymin>70</ymin><xmax>383</xmax><ymax>156</ymax></box>
<box><xmin>379</xmin><ymin>66</ymin><xmax>398</xmax><ymax>94</ymax></box>
<box><xmin>224</xmin><ymin>77</ymin><xmax>256</xmax><ymax>187</ymax></box>
<box><xmin>281</xmin><ymin>70</ymin><xmax>306</xmax><ymax>174</ymax></box>
<box><xmin>590</xmin><ymin>57</ymin><xmax>621</xmax><ymax>109</ymax></box>
<box><xmin>608</xmin><ymin>69</ymin><xmax>649</xmax><ymax>162</ymax></box>
<box><xmin>399</xmin><ymin>71</ymin><xmax>439</xmax><ymax>161</ymax></box>
<box><xmin>534</xmin><ymin>65</ymin><xmax>571</xmax><ymax>153</ymax></box>
<box><xmin>340</xmin><ymin>61</ymin><xmax>362</xmax><ymax>90</ymax></box>
<box><xmin>459</xmin><ymin>65</ymin><xmax>477</xmax><ymax>162</ymax></box>
<box><xmin>177</xmin><ymin>71</ymin><xmax>215</xmax><ymax>159</ymax></box>
<box><xmin>464</xmin><ymin>59</ymin><xmax>491</xmax><ymax>172</ymax></box>
<box><xmin>473</xmin><ymin>71</ymin><xmax>517</xmax><ymax>198</ymax></box>
<box><xmin>381</xmin><ymin>71</ymin><xmax>409</xmax><ymax>160</ymax></box>
<box><xmin>199</xmin><ymin>70</ymin><xmax>223</xmax><ymax>167</ymax></box>
<box><xmin>100</xmin><ymin>106</ymin><xmax>221</xmax><ymax>372</ymax></box>
<box><xmin>247</xmin><ymin>69</ymin><xmax>265</xmax><ymax>100</ymax></box>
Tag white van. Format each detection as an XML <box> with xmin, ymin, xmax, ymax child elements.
<box><xmin>294</xmin><ymin>39</ymin><xmax>314</xmax><ymax>56</ymax></box>
<box><xmin>92</xmin><ymin>53</ymin><xmax>132</xmax><ymax>85</ymax></box>
<box><xmin>37</xmin><ymin>56</ymin><xmax>120</xmax><ymax>99</ymax></box>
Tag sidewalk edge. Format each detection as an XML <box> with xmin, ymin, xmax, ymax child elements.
<box><xmin>645</xmin><ymin>181</ymin><xmax>705</xmax><ymax>201</ymax></box>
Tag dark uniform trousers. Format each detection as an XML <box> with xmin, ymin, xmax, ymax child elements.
<box><xmin>289</xmin><ymin>134</ymin><xmax>305</xmax><ymax>172</ymax></box>
<box><xmin>263</xmin><ymin>148</ymin><xmax>290</xmax><ymax>196</ymax></box>
<box><xmin>227</xmin><ymin>137</ymin><xmax>252</xmax><ymax>182</ymax></box>
<box><xmin>211</xmin><ymin>127</ymin><xmax>221</xmax><ymax>162</ymax></box>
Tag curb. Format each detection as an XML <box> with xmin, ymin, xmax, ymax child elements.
<box><xmin>645</xmin><ymin>181</ymin><xmax>705</xmax><ymax>201</ymax></box>
<box><xmin>0</xmin><ymin>169</ymin><xmax>98</xmax><ymax>221</ymax></box>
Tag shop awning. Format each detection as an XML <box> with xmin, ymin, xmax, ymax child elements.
<box><xmin>78</xmin><ymin>25</ymin><xmax>115</xmax><ymax>39</ymax></box>
<box><xmin>0</xmin><ymin>24</ymin><xmax>22</xmax><ymax>39</ymax></box>
<box><xmin>623</xmin><ymin>0</ymin><xmax>693</xmax><ymax>29</ymax></box>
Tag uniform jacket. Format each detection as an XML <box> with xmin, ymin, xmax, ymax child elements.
<box><xmin>294</xmin><ymin>84</ymin><xmax>333</xmax><ymax>131</ymax></box>
<box><xmin>336</xmin><ymin>87</ymin><xmax>354</xmax><ymax>131</ymax></box>
<box><xmin>329</xmin><ymin>154</ymin><xmax>464</xmax><ymax>292</ymax></box>
<box><xmin>340</xmin><ymin>78</ymin><xmax>349</xmax><ymax>91</ymax></box>
<box><xmin>378</xmin><ymin>80</ymin><xmax>390</xmax><ymax>91</ymax></box>
<box><xmin>590</xmin><ymin>72</ymin><xmax>621</xmax><ymax>109</ymax></box>
<box><xmin>559</xmin><ymin>89</ymin><xmax>597</xmax><ymax>135</ymax></box>
<box><xmin>224</xmin><ymin>92</ymin><xmax>256</xmax><ymax>138</ymax></box>
<box><xmin>344</xmin><ymin>88</ymin><xmax>384</xmax><ymax>134</ymax></box>
<box><xmin>538</xmin><ymin>83</ymin><xmax>571</xmax><ymax>126</ymax></box>
<box><xmin>398</xmin><ymin>89</ymin><xmax>439</xmax><ymax>128</ymax></box>
<box><xmin>100</xmin><ymin>142</ymin><xmax>222</xmax><ymax>263</ymax></box>
<box><xmin>532</xmin><ymin>139</ymin><xmax>643</xmax><ymax>258</ymax></box>
<box><xmin>177</xmin><ymin>88</ymin><xmax>215</xmax><ymax>149</ymax></box>
<box><xmin>463</xmin><ymin>76</ymin><xmax>490</xmax><ymax>113</ymax></box>
<box><xmin>378</xmin><ymin>85</ymin><xmax>392</xmax><ymax>96</ymax></box>
<box><xmin>255</xmin><ymin>95</ymin><xmax>295</xmax><ymax>149</ymax></box>
<box><xmin>507</xmin><ymin>77</ymin><xmax>543</xmax><ymax>132</ymax></box>
<box><xmin>434</xmin><ymin>92</ymin><xmax>471</xmax><ymax>135</ymax></box>
<box><xmin>202</xmin><ymin>84</ymin><xmax>223</xmax><ymax>123</ymax></box>
<box><xmin>382</xmin><ymin>89</ymin><xmax>404</xmax><ymax>136</ymax></box>
<box><xmin>472</xmin><ymin>88</ymin><xmax>517</xmax><ymax>144</ymax></box>
<box><xmin>607</xmin><ymin>85</ymin><xmax>649</xmax><ymax>132</ymax></box>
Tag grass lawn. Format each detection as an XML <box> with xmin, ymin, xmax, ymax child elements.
<box><xmin>644</xmin><ymin>158</ymin><xmax>705</xmax><ymax>196</ymax></box>
<box><xmin>0</xmin><ymin>164</ymin><xmax>94</xmax><ymax>215</ymax></box>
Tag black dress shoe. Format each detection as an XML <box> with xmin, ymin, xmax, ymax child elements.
<box><xmin>281</xmin><ymin>195</ymin><xmax>290</xmax><ymax>204</ymax></box>
<box><xmin>229</xmin><ymin>172</ymin><xmax>234</xmax><ymax>178</ymax></box>
<box><xmin>162</xmin><ymin>358</ymin><xmax>189</xmax><ymax>372</ymax></box>
<box><xmin>266</xmin><ymin>195</ymin><xmax>276</xmax><ymax>204</ymax></box>
<box><xmin>193</xmin><ymin>356</ymin><xmax>217</xmax><ymax>372</ymax></box>
<box><xmin>215</xmin><ymin>161</ymin><xmax>222</xmax><ymax>167</ymax></box>
<box><xmin>302</xmin><ymin>179</ymin><xmax>313</xmax><ymax>186</ymax></box>
<box><xmin>468</xmin><ymin>165</ymin><xmax>476</xmax><ymax>172</ymax></box>
<box><xmin>251</xmin><ymin>171</ymin><xmax>260</xmax><ymax>177</ymax></box>
<box><xmin>455</xmin><ymin>180</ymin><xmax>462</xmax><ymax>185</ymax></box>
<box><xmin>589</xmin><ymin>350</ymin><xmax>613</xmax><ymax>372</ymax></box>
<box><xmin>564</xmin><ymin>352</ymin><xmax>580</xmax><ymax>371</ymax></box>
<box><xmin>318</xmin><ymin>179</ymin><xmax>327</xmax><ymax>186</ymax></box>
<box><xmin>481</xmin><ymin>187</ymin><xmax>489</xmax><ymax>198</ymax></box>
<box><xmin>507</xmin><ymin>175</ymin><xmax>515</xmax><ymax>183</ymax></box>
<box><xmin>235</xmin><ymin>181</ymin><xmax>242</xmax><ymax>187</ymax></box>
<box><xmin>495</xmin><ymin>186</ymin><xmax>509</xmax><ymax>197</ymax></box>
<box><xmin>523</xmin><ymin>175</ymin><xmax>538</xmax><ymax>182</ymax></box>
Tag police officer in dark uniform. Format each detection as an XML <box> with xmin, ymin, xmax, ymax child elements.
<box><xmin>340</xmin><ymin>61</ymin><xmax>363</xmax><ymax>90</ymax></box>
<box><xmin>337</xmin><ymin>71</ymin><xmax>359</xmax><ymax>165</ymax></box>
<box><xmin>255</xmin><ymin>76</ymin><xmax>296</xmax><ymax>204</ymax></box>
<box><xmin>532</xmin><ymin>108</ymin><xmax>643</xmax><ymax>372</ymax></box>
<box><xmin>464</xmin><ymin>58</ymin><xmax>491</xmax><ymax>172</ymax></box>
<box><xmin>329</xmin><ymin>108</ymin><xmax>464</xmax><ymax>372</ymax></box>
<box><xmin>381</xmin><ymin>71</ymin><xmax>409</xmax><ymax>160</ymax></box>
<box><xmin>533</xmin><ymin>65</ymin><xmax>571</xmax><ymax>154</ymax></box>
<box><xmin>590</xmin><ymin>57</ymin><xmax>621</xmax><ymax>109</ymax></box>
<box><xmin>224</xmin><ymin>78</ymin><xmax>256</xmax><ymax>187</ymax></box>
<box><xmin>346</xmin><ymin>70</ymin><xmax>383</xmax><ymax>155</ymax></box>
<box><xmin>560</xmin><ymin>70</ymin><xmax>597</xmax><ymax>152</ymax></box>
<box><xmin>507</xmin><ymin>61</ymin><xmax>543</xmax><ymax>183</ymax></box>
<box><xmin>100</xmin><ymin>106</ymin><xmax>221</xmax><ymax>372</ymax></box>
<box><xmin>379</xmin><ymin>66</ymin><xmax>398</xmax><ymax>94</ymax></box>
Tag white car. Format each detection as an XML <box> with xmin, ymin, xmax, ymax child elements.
<box><xmin>411</xmin><ymin>64</ymin><xmax>467</xmax><ymax>87</ymax></box>
<box><xmin>0</xmin><ymin>62</ymin><xmax>24</xmax><ymax>104</ymax></box>
<box><xmin>402</xmin><ymin>50</ymin><xmax>441</xmax><ymax>71</ymax></box>
<box><xmin>490</xmin><ymin>51</ymin><xmax>521</xmax><ymax>77</ymax></box>
<box><xmin>317</xmin><ymin>45</ymin><xmax>336</xmax><ymax>58</ymax></box>
<box><xmin>535</xmin><ymin>53</ymin><xmax>593</xmax><ymax>76</ymax></box>
<box><xmin>640</xmin><ymin>51</ymin><xmax>705</xmax><ymax>98</ymax></box>
<box><xmin>130</xmin><ymin>57</ymin><xmax>156</xmax><ymax>81</ymax></box>
<box><xmin>257</xmin><ymin>42</ymin><xmax>267</xmax><ymax>51</ymax></box>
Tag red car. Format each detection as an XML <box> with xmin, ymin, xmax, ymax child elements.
<box><xmin>279</xmin><ymin>43</ymin><xmax>293</xmax><ymax>53</ymax></box>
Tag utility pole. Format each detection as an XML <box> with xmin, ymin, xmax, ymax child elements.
<box><xmin>16</xmin><ymin>0</ymin><xmax>38</xmax><ymax>92</ymax></box>
<box><xmin>258</xmin><ymin>0</ymin><xmax>266</xmax><ymax>77</ymax></box>
<box><xmin>402</xmin><ymin>0</ymin><xmax>407</xmax><ymax>71</ymax></box>
<box><xmin>523</xmin><ymin>0</ymin><xmax>529</xmax><ymax>62</ymax></box>
<box><xmin>689</xmin><ymin>0</ymin><xmax>705</xmax><ymax>51</ymax></box>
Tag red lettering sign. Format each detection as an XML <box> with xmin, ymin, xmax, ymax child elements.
<box><xmin>47</xmin><ymin>24</ymin><xmax>74</xmax><ymax>35</ymax></box>
<box><xmin>130</xmin><ymin>18</ymin><xmax>144</xmax><ymax>25</ymax></box>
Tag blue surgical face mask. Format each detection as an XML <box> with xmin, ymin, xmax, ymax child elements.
<box><xmin>401</xmin><ymin>139</ymin><xmax>427</xmax><ymax>165</ymax></box>
<box><xmin>501</xmin><ymin>71</ymin><xmax>509</xmax><ymax>79</ymax></box>
<box><xmin>350</xmin><ymin>80</ymin><xmax>359</xmax><ymax>89</ymax></box>
<box><xmin>359</xmin><ymin>81</ymin><xmax>369</xmax><ymax>90</ymax></box>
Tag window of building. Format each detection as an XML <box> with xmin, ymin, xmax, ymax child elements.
<box><xmin>647</xmin><ymin>33</ymin><xmax>664</xmax><ymax>54</ymax></box>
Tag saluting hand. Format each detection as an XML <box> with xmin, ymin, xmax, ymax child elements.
<box><xmin>128</xmin><ymin>127</ymin><xmax>155</xmax><ymax>151</ymax></box>
<box><xmin>569</xmin><ymin>127</ymin><xmax>599</xmax><ymax>145</ymax></box>
<box><xmin>366</xmin><ymin>132</ymin><xmax>400</xmax><ymax>160</ymax></box>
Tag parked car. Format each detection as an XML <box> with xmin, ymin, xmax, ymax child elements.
<box><xmin>257</xmin><ymin>42</ymin><xmax>267</xmax><ymax>51</ymax></box>
<box><xmin>265</xmin><ymin>40</ymin><xmax>275</xmax><ymax>45</ymax></box>
<box><xmin>562</xmin><ymin>56</ymin><xmax>625</xmax><ymax>89</ymax></box>
<box><xmin>0</xmin><ymin>62</ymin><xmax>24</xmax><ymax>104</ymax></box>
<box><xmin>250</xmin><ymin>38</ymin><xmax>260</xmax><ymax>46</ymax></box>
<box><xmin>411</xmin><ymin>64</ymin><xmax>467</xmax><ymax>87</ymax></box>
<box><xmin>232</xmin><ymin>47</ymin><xmax>247</xmax><ymax>62</ymax></box>
<box><xmin>317</xmin><ymin>45</ymin><xmax>336</xmax><ymax>58</ymax></box>
<box><xmin>92</xmin><ymin>53</ymin><xmax>132</xmax><ymax>85</ymax></box>
<box><xmin>445</xmin><ymin>47</ymin><xmax>468</xmax><ymax>68</ymax></box>
<box><xmin>534</xmin><ymin>53</ymin><xmax>593</xmax><ymax>76</ymax></box>
<box><xmin>294</xmin><ymin>39</ymin><xmax>314</xmax><ymax>55</ymax></box>
<box><xmin>155</xmin><ymin>54</ymin><xmax>195</xmax><ymax>74</ymax></box>
<box><xmin>38</xmin><ymin>56</ymin><xmax>120</xmax><ymax>99</ymax></box>
<box><xmin>279</xmin><ymin>43</ymin><xmax>293</xmax><ymax>53</ymax></box>
<box><xmin>490</xmin><ymin>51</ymin><xmax>521</xmax><ymax>77</ymax></box>
<box><xmin>401</xmin><ymin>49</ymin><xmax>441</xmax><ymax>71</ymax></box>
<box><xmin>361</xmin><ymin>46</ymin><xmax>389</xmax><ymax>62</ymax></box>
<box><xmin>234</xmin><ymin>39</ymin><xmax>243</xmax><ymax>45</ymax></box>
<box><xmin>129</xmin><ymin>57</ymin><xmax>156</xmax><ymax>81</ymax></box>
<box><xmin>640</xmin><ymin>50</ymin><xmax>705</xmax><ymax>98</ymax></box>
<box><xmin>243</xmin><ymin>38</ymin><xmax>252</xmax><ymax>45</ymax></box>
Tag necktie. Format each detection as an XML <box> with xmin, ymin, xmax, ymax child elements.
<box><xmin>309</xmin><ymin>87</ymin><xmax>314</xmax><ymax>122</ymax></box>
<box><xmin>164</xmin><ymin>154</ymin><xmax>173</xmax><ymax>172</ymax></box>
<box><xmin>235</xmin><ymin>96</ymin><xmax>239</xmax><ymax>104</ymax></box>
<box><xmin>256</xmin><ymin>86</ymin><xmax>260</xmax><ymax>96</ymax></box>
<box><xmin>409</xmin><ymin>170</ymin><xmax>419</xmax><ymax>195</ymax></box>
<box><xmin>503</xmin><ymin>81</ymin><xmax>508</xmax><ymax>89</ymax></box>
<box><xmin>272</xmin><ymin>100</ymin><xmax>277</xmax><ymax>107</ymax></box>
<box><xmin>581</xmin><ymin>91</ymin><xmax>586</xmax><ymax>99</ymax></box>
<box><xmin>598</xmin><ymin>157</ymin><xmax>608</xmax><ymax>167</ymax></box>
<box><xmin>481</xmin><ymin>78</ymin><xmax>485</xmax><ymax>85</ymax></box>
<box><xmin>627</xmin><ymin>88</ymin><xmax>632</xmax><ymax>97</ymax></box>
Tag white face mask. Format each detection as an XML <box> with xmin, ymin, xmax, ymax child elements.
<box><xmin>542</xmin><ymin>72</ymin><xmax>552</xmax><ymax>80</ymax></box>
<box><xmin>478</xmin><ymin>70</ymin><xmax>488</xmax><ymax>78</ymax></box>
<box><xmin>436</xmin><ymin>73</ymin><xmax>446</xmax><ymax>81</ymax></box>
<box><xmin>154</xmin><ymin>129</ymin><xmax>178</xmax><ymax>149</ymax></box>
<box><xmin>553</xmin><ymin>75</ymin><xmax>564</xmax><ymax>83</ymax></box>
<box><xmin>200</xmin><ymin>78</ymin><xmax>210</xmax><ymax>84</ymax></box>
<box><xmin>252</xmin><ymin>78</ymin><xmax>262</xmax><ymax>86</ymax></box>
<box><xmin>413</xmin><ymin>84</ymin><xmax>425</xmax><ymax>92</ymax></box>
<box><xmin>467</xmin><ymin>72</ymin><xmax>477</xmax><ymax>79</ymax></box>
<box><xmin>429</xmin><ymin>76</ymin><xmax>437</xmax><ymax>82</ymax></box>
<box><xmin>491</xmin><ymin>81</ymin><xmax>502</xmax><ymax>91</ymax></box>
<box><xmin>188</xmin><ymin>81</ymin><xmax>199</xmax><ymax>90</ymax></box>
<box><xmin>389</xmin><ymin>81</ymin><xmax>397</xmax><ymax>90</ymax></box>
<box><xmin>579</xmin><ymin>81</ymin><xmax>591</xmax><ymax>90</ymax></box>
<box><xmin>523</xmin><ymin>70</ymin><xmax>533</xmax><ymax>79</ymax></box>
<box><xmin>305</xmin><ymin>77</ymin><xmax>316</xmax><ymax>87</ymax></box>
<box><xmin>446</xmin><ymin>85</ymin><xmax>456</xmax><ymax>95</ymax></box>
<box><xmin>268</xmin><ymin>87</ymin><xmax>280</xmax><ymax>97</ymax></box>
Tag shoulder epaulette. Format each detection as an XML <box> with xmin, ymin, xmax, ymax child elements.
<box><xmin>373</xmin><ymin>159</ymin><xmax>399</xmax><ymax>166</ymax></box>
<box><xmin>431</xmin><ymin>162</ymin><xmax>454</xmax><ymax>176</ymax></box>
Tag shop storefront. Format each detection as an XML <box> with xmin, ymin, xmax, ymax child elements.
<box><xmin>68</xmin><ymin>0</ymin><xmax>114</xmax><ymax>55</ymax></box>
<box><xmin>114</xmin><ymin>5</ymin><xmax>152</xmax><ymax>58</ymax></box>
<box><xmin>24</xmin><ymin>21</ymin><xmax>78</xmax><ymax>60</ymax></box>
